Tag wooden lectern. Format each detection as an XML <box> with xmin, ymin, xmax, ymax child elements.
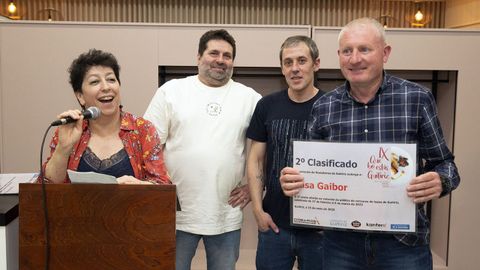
<box><xmin>19</xmin><ymin>183</ymin><xmax>176</xmax><ymax>269</ymax></box>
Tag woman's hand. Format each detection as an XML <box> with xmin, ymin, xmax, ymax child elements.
<box><xmin>44</xmin><ymin>109</ymin><xmax>85</xmax><ymax>183</ymax></box>
<box><xmin>55</xmin><ymin>110</ymin><xmax>84</xmax><ymax>155</ymax></box>
<box><xmin>117</xmin><ymin>175</ymin><xmax>154</xmax><ymax>185</ymax></box>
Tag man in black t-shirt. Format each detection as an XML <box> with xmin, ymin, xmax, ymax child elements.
<box><xmin>246</xmin><ymin>36</ymin><xmax>324</xmax><ymax>270</ymax></box>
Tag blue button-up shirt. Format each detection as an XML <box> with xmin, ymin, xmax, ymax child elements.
<box><xmin>309</xmin><ymin>73</ymin><xmax>460</xmax><ymax>246</ymax></box>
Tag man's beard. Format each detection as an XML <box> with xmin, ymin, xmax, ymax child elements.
<box><xmin>206</xmin><ymin>68</ymin><xmax>232</xmax><ymax>82</ymax></box>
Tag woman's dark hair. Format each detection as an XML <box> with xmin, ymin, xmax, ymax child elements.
<box><xmin>68</xmin><ymin>49</ymin><xmax>121</xmax><ymax>93</ymax></box>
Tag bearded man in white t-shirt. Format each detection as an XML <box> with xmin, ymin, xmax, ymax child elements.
<box><xmin>144</xmin><ymin>29</ymin><xmax>261</xmax><ymax>270</ymax></box>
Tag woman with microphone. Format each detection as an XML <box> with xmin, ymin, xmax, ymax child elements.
<box><xmin>42</xmin><ymin>49</ymin><xmax>170</xmax><ymax>184</ymax></box>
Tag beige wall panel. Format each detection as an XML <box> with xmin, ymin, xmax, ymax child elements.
<box><xmin>447</xmin><ymin>66</ymin><xmax>479</xmax><ymax>269</ymax></box>
<box><xmin>156</xmin><ymin>24</ymin><xmax>310</xmax><ymax>67</ymax></box>
<box><xmin>385</xmin><ymin>30</ymin><xmax>477</xmax><ymax>70</ymax></box>
<box><xmin>311</xmin><ymin>28</ymin><xmax>342</xmax><ymax>69</ymax></box>
<box><xmin>0</xmin><ymin>22</ymin><xmax>159</xmax><ymax>172</ymax></box>
<box><xmin>313</xmin><ymin>27</ymin><xmax>479</xmax><ymax>70</ymax></box>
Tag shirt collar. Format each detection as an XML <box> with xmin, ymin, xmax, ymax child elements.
<box><xmin>341</xmin><ymin>70</ymin><xmax>388</xmax><ymax>104</ymax></box>
<box><xmin>119</xmin><ymin>111</ymin><xmax>135</xmax><ymax>131</ymax></box>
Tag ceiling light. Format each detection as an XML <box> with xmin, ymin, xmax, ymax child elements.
<box><xmin>8</xmin><ymin>1</ymin><xmax>16</xmax><ymax>14</ymax></box>
<box><xmin>414</xmin><ymin>9</ymin><xmax>424</xmax><ymax>22</ymax></box>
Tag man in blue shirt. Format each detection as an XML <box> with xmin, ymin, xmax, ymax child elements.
<box><xmin>280</xmin><ymin>17</ymin><xmax>460</xmax><ymax>269</ymax></box>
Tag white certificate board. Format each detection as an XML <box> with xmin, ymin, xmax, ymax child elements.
<box><xmin>291</xmin><ymin>141</ymin><xmax>416</xmax><ymax>233</ymax></box>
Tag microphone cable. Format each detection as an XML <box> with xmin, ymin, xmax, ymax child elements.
<box><xmin>39</xmin><ymin>124</ymin><xmax>53</xmax><ymax>270</ymax></box>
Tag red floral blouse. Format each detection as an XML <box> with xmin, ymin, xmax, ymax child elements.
<box><xmin>41</xmin><ymin>111</ymin><xmax>170</xmax><ymax>184</ymax></box>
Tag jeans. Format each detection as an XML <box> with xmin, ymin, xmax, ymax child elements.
<box><xmin>256</xmin><ymin>228</ymin><xmax>324</xmax><ymax>270</ymax></box>
<box><xmin>323</xmin><ymin>231</ymin><xmax>432</xmax><ymax>270</ymax></box>
<box><xmin>175</xmin><ymin>229</ymin><xmax>240</xmax><ymax>270</ymax></box>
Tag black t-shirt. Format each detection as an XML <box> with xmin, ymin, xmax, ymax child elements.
<box><xmin>246</xmin><ymin>89</ymin><xmax>323</xmax><ymax>229</ymax></box>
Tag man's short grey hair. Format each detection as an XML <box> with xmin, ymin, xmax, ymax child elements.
<box><xmin>338</xmin><ymin>17</ymin><xmax>387</xmax><ymax>44</ymax></box>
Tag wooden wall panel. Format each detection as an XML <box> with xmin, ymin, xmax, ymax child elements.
<box><xmin>0</xmin><ymin>0</ymin><xmax>446</xmax><ymax>28</ymax></box>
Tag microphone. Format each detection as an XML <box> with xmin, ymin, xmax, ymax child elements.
<box><xmin>50</xmin><ymin>107</ymin><xmax>101</xmax><ymax>126</ymax></box>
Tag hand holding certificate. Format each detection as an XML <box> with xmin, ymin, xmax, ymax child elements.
<box><xmin>290</xmin><ymin>141</ymin><xmax>416</xmax><ymax>233</ymax></box>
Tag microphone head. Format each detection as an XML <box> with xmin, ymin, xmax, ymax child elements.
<box><xmin>85</xmin><ymin>107</ymin><xmax>101</xmax><ymax>120</ymax></box>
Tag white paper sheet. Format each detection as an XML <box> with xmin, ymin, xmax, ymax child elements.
<box><xmin>0</xmin><ymin>173</ymin><xmax>38</xmax><ymax>194</ymax></box>
<box><xmin>67</xmin><ymin>170</ymin><xmax>117</xmax><ymax>184</ymax></box>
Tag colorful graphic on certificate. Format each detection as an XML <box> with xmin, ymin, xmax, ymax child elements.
<box><xmin>291</xmin><ymin>141</ymin><xmax>417</xmax><ymax>233</ymax></box>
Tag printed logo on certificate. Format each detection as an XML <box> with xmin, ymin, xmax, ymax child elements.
<box><xmin>291</xmin><ymin>141</ymin><xmax>417</xmax><ymax>233</ymax></box>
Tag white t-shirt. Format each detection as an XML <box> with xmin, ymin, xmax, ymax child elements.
<box><xmin>144</xmin><ymin>75</ymin><xmax>261</xmax><ymax>235</ymax></box>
